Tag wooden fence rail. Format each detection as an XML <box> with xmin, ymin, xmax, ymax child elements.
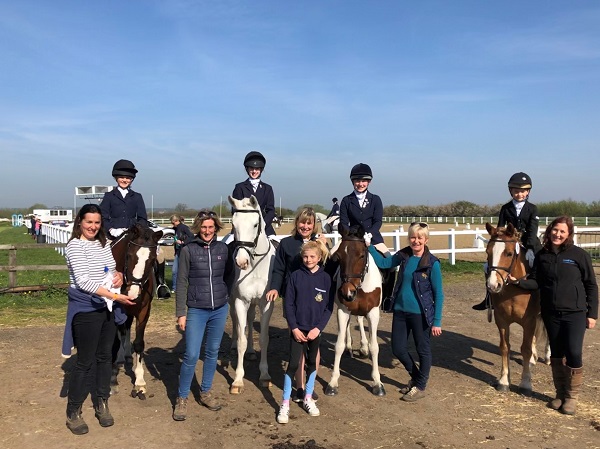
<box><xmin>0</xmin><ymin>243</ymin><xmax>67</xmax><ymax>292</ymax></box>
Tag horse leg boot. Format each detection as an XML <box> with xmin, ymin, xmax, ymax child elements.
<box><xmin>155</xmin><ymin>256</ymin><xmax>170</xmax><ymax>299</ymax></box>
<box><xmin>66</xmin><ymin>404</ymin><xmax>89</xmax><ymax>435</ymax></box>
<box><xmin>548</xmin><ymin>357</ymin><xmax>566</xmax><ymax>410</ymax></box>
<box><xmin>561</xmin><ymin>366</ymin><xmax>583</xmax><ymax>415</ymax></box>
<box><xmin>94</xmin><ymin>397</ymin><xmax>114</xmax><ymax>427</ymax></box>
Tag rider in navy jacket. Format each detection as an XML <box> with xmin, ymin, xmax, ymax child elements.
<box><xmin>231</xmin><ymin>151</ymin><xmax>276</xmax><ymax>236</ymax></box>
<box><xmin>100</xmin><ymin>188</ymin><xmax>147</xmax><ymax>232</ymax></box>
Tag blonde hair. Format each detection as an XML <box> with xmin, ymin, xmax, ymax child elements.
<box><xmin>301</xmin><ymin>240</ymin><xmax>329</xmax><ymax>265</ymax></box>
<box><xmin>408</xmin><ymin>222</ymin><xmax>429</xmax><ymax>239</ymax></box>
<box><xmin>291</xmin><ymin>207</ymin><xmax>321</xmax><ymax>236</ymax></box>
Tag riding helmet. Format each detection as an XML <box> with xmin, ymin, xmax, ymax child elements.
<box><xmin>332</xmin><ymin>197</ymin><xmax>338</xmax><ymax>202</ymax></box>
<box><xmin>243</xmin><ymin>151</ymin><xmax>266</xmax><ymax>169</ymax></box>
<box><xmin>350</xmin><ymin>163</ymin><xmax>373</xmax><ymax>181</ymax></box>
<box><xmin>507</xmin><ymin>172</ymin><xmax>532</xmax><ymax>189</ymax></box>
<box><xmin>112</xmin><ymin>159</ymin><xmax>138</xmax><ymax>178</ymax></box>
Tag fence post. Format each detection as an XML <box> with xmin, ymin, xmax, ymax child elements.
<box><xmin>8</xmin><ymin>247</ymin><xmax>17</xmax><ymax>288</ymax></box>
<box><xmin>393</xmin><ymin>229</ymin><xmax>401</xmax><ymax>252</ymax></box>
<box><xmin>573</xmin><ymin>226</ymin><xmax>579</xmax><ymax>246</ymax></box>
<box><xmin>448</xmin><ymin>228</ymin><xmax>456</xmax><ymax>265</ymax></box>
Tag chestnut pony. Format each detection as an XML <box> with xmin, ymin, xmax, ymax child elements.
<box><xmin>485</xmin><ymin>222</ymin><xmax>549</xmax><ymax>394</ymax></box>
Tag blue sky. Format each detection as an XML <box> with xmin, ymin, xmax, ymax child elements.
<box><xmin>1</xmin><ymin>1</ymin><xmax>599</xmax><ymax>211</ymax></box>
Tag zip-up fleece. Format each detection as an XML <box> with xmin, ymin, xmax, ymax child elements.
<box><xmin>522</xmin><ymin>245</ymin><xmax>598</xmax><ymax>319</ymax></box>
<box><xmin>175</xmin><ymin>236</ymin><xmax>231</xmax><ymax>317</ymax></box>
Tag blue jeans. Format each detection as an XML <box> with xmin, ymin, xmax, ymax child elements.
<box><xmin>172</xmin><ymin>255</ymin><xmax>179</xmax><ymax>291</ymax></box>
<box><xmin>391</xmin><ymin>310</ymin><xmax>432</xmax><ymax>390</ymax></box>
<box><xmin>177</xmin><ymin>303</ymin><xmax>229</xmax><ymax>398</ymax></box>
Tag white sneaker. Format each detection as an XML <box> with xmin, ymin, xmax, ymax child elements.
<box><xmin>303</xmin><ymin>399</ymin><xmax>320</xmax><ymax>417</ymax></box>
<box><xmin>277</xmin><ymin>404</ymin><xmax>289</xmax><ymax>424</ymax></box>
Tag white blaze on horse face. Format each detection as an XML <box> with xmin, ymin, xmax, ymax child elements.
<box><xmin>487</xmin><ymin>241</ymin><xmax>505</xmax><ymax>291</ymax></box>
<box><xmin>129</xmin><ymin>247</ymin><xmax>150</xmax><ymax>298</ymax></box>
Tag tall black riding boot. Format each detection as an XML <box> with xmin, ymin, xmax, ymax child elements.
<box><xmin>380</xmin><ymin>268</ymin><xmax>397</xmax><ymax>313</ymax></box>
<box><xmin>155</xmin><ymin>260</ymin><xmax>170</xmax><ymax>299</ymax></box>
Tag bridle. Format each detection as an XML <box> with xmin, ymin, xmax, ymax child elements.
<box><xmin>231</xmin><ymin>208</ymin><xmax>271</xmax><ymax>259</ymax></box>
<box><xmin>339</xmin><ymin>237</ymin><xmax>369</xmax><ymax>291</ymax></box>
<box><xmin>113</xmin><ymin>231</ymin><xmax>158</xmax><ymax>293</ymax></box>
<box><xmin>487</xmin><ymin>237</ymin><xmax>522</xmax><ymax>288</ymax></box>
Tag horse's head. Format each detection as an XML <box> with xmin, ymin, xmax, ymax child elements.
<box><xmin>115</xmin><ymin>224</ymin><xmax>161</xmax><ymax>300</ymax></box>
<box><xmin>485</xmin><ymin>222</ymin><xmax>525</xmax><ymax>293</ymax></box>
<box><xmin>333</xmin><ymin>224</ymin><xmax>368</xmax><ymax>302</ymax></box>
<box><xmin>228</xmin><ymin>195</ymin><xmax>266</xmax><ymax>270</ymax></box>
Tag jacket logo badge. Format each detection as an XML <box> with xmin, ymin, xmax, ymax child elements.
<box><xmin>315</xmin><ymin>292</ymin><xmax>323</xmax><ymax>302</ymax></box>
<box><xmin>421</xmin><ymin>273</ymin><xmax>428</xmax><ymax>279</ymax></box>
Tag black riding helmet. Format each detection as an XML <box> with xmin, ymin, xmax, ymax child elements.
<box><xmin>244</xmin><ymin>151</ymin><xmax>266</xmax><ymax>169</ymax></box>
<box><xmin>350</xmin><ymin>163</ymin><xmax>373</xmax><ymax>180</ymax></box>
<box><xmin>507</xmin><ymin>172</ymin><xmax>532</xmax><ymax>189</ymax></box>
<box><xmin>332</xmin><ymin>197</ymin><xmax>338</xmax><ymax>202</ymax></box>
<box><xmin>112</xmin><ymin>159</ymin><xmax>138</xmax><ymax>178</ymax></box>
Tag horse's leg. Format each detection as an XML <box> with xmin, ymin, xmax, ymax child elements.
<box><xmin>344</xmin><ymin>321</ymin><xmax>353</xmax><ymax>358</ymax></box>
<box><xmin>366</xmin><ymin>308</ymin><xmax>385</xmax><ymax>396</ymax></box>
<box><xmin>495</xmin><ymin>318</ymin><xmax>511</xmax><ymax>392</ymax></box>
<box><xmin>229</xmin><ymin>296</ymin><xmax>238</xmax><ymax>352</ymax></box>
<box><xmin>534</xmin><ymin>315</ymin><xmax>551</xmax><ymax>365</ymax></box>
<box><xmin>325</xmin><ymin>307</ymin><xmax>351</xmax><ymax>396</ymax></box>
<box><xmin>356</xmin><ymin>316</ymin><xmax>370</xmax><ymax>359</ymax></box>
<box><xmin>131</xmin><ymin>303</ymin><xmax>152</xmax><ymax>400</ymax></box>
<box><xmin>518</xmin><ymin>318</ymin><xmax>536</xmax><ymax>396</ymax></box>
<box><xmin>230</xmin><ymin>299</ymin><xmax>249</xmax><ymax>394</ymax></box>
<box><xmin>244</xmin><ymin>303</ymin><xmax>257</xmax><ymax>361</ymax></box>
<box><xmin>257</xmin><ymin>298</ymin><xmax>274</xmax><ymax>388</ymax></box>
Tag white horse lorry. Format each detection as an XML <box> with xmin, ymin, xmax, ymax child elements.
<box><xmin>32</xmin><ymin>209</ymin><xmax>73</xmax><ymax>226</ymax></box>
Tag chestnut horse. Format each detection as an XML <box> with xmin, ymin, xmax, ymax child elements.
<box><xmin>485</xmin><ymin>222</ymin><xmax>549</xmax><ymax>394</ymax></box>
<box><xmin>325</xmin><ymin>225</ymin><xmax>385</xmax><ymax>396</ymax></box>
<box><xmin>110</xmin><ymin>224</ymin><xmax>162</xmax><ymax>399</ymax></box>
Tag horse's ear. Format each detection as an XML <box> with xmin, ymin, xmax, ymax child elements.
<box><xmin>152</xmin><ymin>229</ymin><xmax>163</xmax><ymax>243</ymax></box>
<box><xmin>338</xmin><ymin>223</ymin><xmax>348</xmax><ymax>238</ymax></box>
<box><xmin>506</xmin><ymin>222</ymin><xmax>515</xmax><ymax>236</ymax></box>
<box><xmin>485</xmin><ymin>222</ymin><xmax>495</xmax><ymax>236</ymax></box>
<box><xmin>228</xmin><ymin>195</ymin><xmax>236</xmax><ymax>207</ymax></box>
<box><xmin>249</xmin><ymin>195</ymin><xmax>259</xmax><ymax>208</ymax></box>
<box><xmin>355</xmin><ymin>225</ymin><xmax>365</xmax><ymax>239</ymax></box>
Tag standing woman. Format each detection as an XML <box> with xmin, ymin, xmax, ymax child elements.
<box><xmin>62</xmin><ymin>204</ymin><xmax>135</xmax><ymax>435</ymax></box>
<box><xmin>231</xmin><ymin>151</ymin><xmax>276</xmax><ymax>237</ymax></box>
<box><xmin>266</xmin><ymin>207</ymin><xmax>327</xmax><ymax>402</ymax></box>
<box><xmin>516</xmin><ymin>216</ymin><xmax>597</xmax><ymax>415</ymax></box>
<box><xmin>173</xmin><ymin>210</ymin><xmax>233</xmax><ymax>421</ymax></box>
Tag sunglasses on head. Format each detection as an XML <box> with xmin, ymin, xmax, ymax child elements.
<box><xmin>411</xmin><ymin>222</ymin><xmax>428</xmax><ymax>228</ymax></box>
<box><xmin>198</xmin><ymin>211</ymin><xmax>217</xmax><ymax>218</ymax></box>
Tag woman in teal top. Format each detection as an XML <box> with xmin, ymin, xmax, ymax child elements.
<box><xmin>367</xmin><ymin>222</ymin><xmax>444</xmax><ymax>402</ymax></box>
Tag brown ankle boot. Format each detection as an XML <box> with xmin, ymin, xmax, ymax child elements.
<box><xmin>94</xmin><ymin>397</ymin><xmax>114</xmax><ymax>427</ymax></box>
<box><xmin>548</xmin><ymin>357</ymin><xmax>566</xmax><ymax>410</ymax></box>
<box><xmin>561</xmin><ymin>366</ymin><xmax>583</xmax><ymax>415</ymax></box>
<box><xmin>199</xmin><ymin>391</ymin><xmax>221</xmax><ymax>411</ymax></box>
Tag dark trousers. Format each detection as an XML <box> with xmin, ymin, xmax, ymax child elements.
<box><xmin>391</xmin><ymin>311</ymin><xmax>432</xmax><ymax>390</ymax></box>
<box><xmin>286</xmin><ymin>332</ymin><xmax>320</xmax><ymax>379</ymax></box>
<box><xmin>542</xmin><ymin>309</ymin><xmax>587</xmax><ymax>368</ymax></box>
<box><xmin>67</xmin><ymin>308</ymin><xmax>116</xmax><ymax>413</ymax></box>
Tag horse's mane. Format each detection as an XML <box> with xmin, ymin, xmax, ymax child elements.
<box><xmin>494</xmin><ymin>225</ymin><xmax>522</xmax><ymax>242</ymax></box>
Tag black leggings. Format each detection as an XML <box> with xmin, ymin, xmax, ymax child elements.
<box><xmin>542</xmin><ymin>310</ymin><xmax>587</xmax><ymax>368</ymax></box>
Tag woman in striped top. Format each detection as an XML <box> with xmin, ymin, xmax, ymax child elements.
<box><xmin>62</xmin><ymin>204</ymin><xmax>135</xmax><ymax>435</ymax></box>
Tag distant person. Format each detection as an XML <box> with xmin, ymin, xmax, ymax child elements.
<box><xmin>173</xmin><ymin>210</ymin><xmax>233</xmax><ymax>421</ymax></box>
<box><xmin>473</xmin><ymin>172</ymin><xmax>542</xmax><ymax>310</ymax></box>
<box><xmin>512</xmin><ymin>216</ymin><xmax>597</xmax><ymax>415</ymax></box>
<box><xmin>62</xmin><ymin>204</ymin><xmax>135</xmax><ymax>435</ymax></box>
<box><xmin>276</xmin><ymin>240</ymin><xmax>334</xmax><ymax>424</ymax></box>
<box><xmin>367</xmin><ymin>222</ymin><xmax>444</xmax><ymax>401</ymax></box>
<box><xmin>30</xmin><ymin>215</ymin><xmax>36</xmax><ymax>238</ymax></box>
<box><xmin>35</xmin><ymin>217</ymin><xmax>42</xmax><ymax>237</ymax></box>
<box><xmin>339</xmin><ymin>163</ymin><xmax>395</xmax><ymax>306</ymax></box>
<box><xmin>170</xmin><ymin>214</ymin><xmax>193</xmax><ymax>294</ymax></box>
<box><xmin>327</xmin><ymin>197</ymin><xmax>340</xmax><ymax>219</ymax></box>
<box><xmin>225</xmin><ymin>151</ymin><xmax>276</xmax><ymax>243</ymax></box>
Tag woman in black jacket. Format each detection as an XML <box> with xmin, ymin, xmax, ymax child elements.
<box><xmin>515</xmin><ymin>216</ymin><xmax>597</xmax><ymax>415</ymax></box>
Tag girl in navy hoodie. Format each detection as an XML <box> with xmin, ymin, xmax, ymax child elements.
<box><xmin>277</xmin><ymin>240</ymin><xmax>334</xmax><ymax>424</ymax></box>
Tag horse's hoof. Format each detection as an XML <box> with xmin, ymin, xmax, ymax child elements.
<box><xmin>357</xmin><ymin>351</ymin><xmax>369</xmax><ymax>360</ymax></box>
<box><xmin>324</xmin><ymin>385</ymin><xmax>338</xmax><ymax>396</ymax></box>
<box><xmin>259</xmin><ymin>379</ymin><xmax>272</xmax><ymax>389</ymax></box>
<box><xmin>131</xmin><ymin>389</ymin><xmax>147</xmax><ymax>400</ymax></box>
<box><xmin>495</xmin><ymin>384</ymin><xmax>509</xmax><ymax>393</ymax></box>
<box><xmin>244</xmin><ymin>352</ymin><xmax>257</xmax><ymax>361</ymax></box>
<box><xmin>518</xmin><ymin>387</ymin><xmax>533</xmax><ymax>397</ymax></box>
<box><xmin>230</xmin><ymin>385</ymin><xmax>244</xmax><ymax>395</ymax></box>
<box><xmin>372</xmin><ymin>384</ymin><xmax>386</xmax><ymax>396</ymax></box>
<box><xmin>110</xmin><ymin>385</ymin><xmax>119</xmax><ymax>395</ymax></box>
